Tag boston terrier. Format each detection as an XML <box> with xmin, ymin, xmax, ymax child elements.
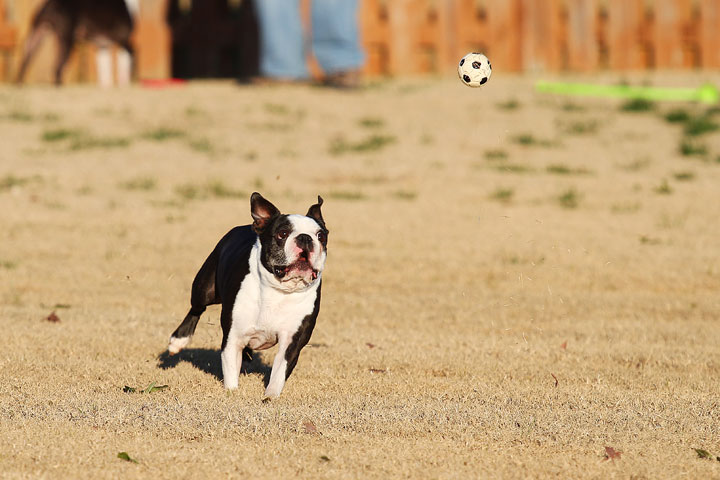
<box><xmin>168</xmin><ymin>193</ymin><xmax>328</xmax><ymax>398</ymax></box>
<box><xmin>16</xmin><ymin>0</ymin><xmax>138</xmax><ymax>87</ymax></box>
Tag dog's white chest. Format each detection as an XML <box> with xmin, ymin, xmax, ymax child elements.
<box><xmin>229</xmin><ymin>246</ymin><xmax>318</xmax><ymax>350</ymax></box>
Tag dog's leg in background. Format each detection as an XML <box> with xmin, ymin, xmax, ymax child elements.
<box><xmin>53</xmin><ymin>30</ymin><xmax>73</xmax><ymax>86</ymax></box>
<box><xmin>264</xmin><ymin>332</ymin><xmax>292</xmax><ymax>398</ymax></box>
<box><xmin>96</xmin><ymin>47</ymin><xmax>113</xmax><ymax>88</ymax></box>
<box><xmin>116</xmin><ymin>48</ymin><xmax>132</xmax><ymax>86</ymax></box>
<box><xmin>16</xmin><ymin>26</ymin><xmax>48</xmax><ymax>84</ymax></box>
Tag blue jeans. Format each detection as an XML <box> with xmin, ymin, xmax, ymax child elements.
<box><xmin>254</xmin><ymin>0</ymin><xmax>365</xmax><ymax>79</ymax></box>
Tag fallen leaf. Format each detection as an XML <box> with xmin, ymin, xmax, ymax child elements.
<box><xmin>142</xmin><ymin>381</ymin><xmax>168</xmax><ymax>393</ymax></box>
<box><xmin>560</xmin><ymin>341</ymin><xmax>567</xmax><ymax>350</ymax></box>
<box><xmin>551</xmin><ymin>373</ymin><xmax>559</xmax><ymax>387</ymax></box>
<box><xmin>604</xmin><ymin>446</ymin><xmax>622</xmax><ymax>461</ymax></box>
<box><xmin>46</xmin><ymin>311</ymin><xmax>60</xmax><ymax>323</ymax></box>
<box><xmin>369</xmin><ymin>368</ymin><xmax>386</xmax><ymax>374</ymax></box>
<box><xmin>303</xmin><ymin>421</ymin><xmax>319</xmax><ymax>434</ymax></box>
<box><xmin>117</xmin><ymin>452</ymin><xmax>138</xmax><ymax>464</ymax></box>
<box><xmin>366</xmin><ymin>342</ymin><xmax>376</xmax><ymax>349</ymax></box>
<box><xmin>694</xmin><ymin>448</ymin><xmax>713</xmax><ymax>459</ymax></box>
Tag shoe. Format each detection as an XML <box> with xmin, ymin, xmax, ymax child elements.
<box><xmin>322</xmin><ymin>70</ymin><xmax>362</xmax><ymax>89</ymax></box>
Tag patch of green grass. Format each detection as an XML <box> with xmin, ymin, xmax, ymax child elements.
<box><xmin>119</xmin><ymin>177</ymin><xmax>157</xmax><ymax>191</ymax></box>
<box><xmin>706</xmin><ymin>105</ymin><xmax>720</xmax><ymax>117</ymax></box>
<box><xmin>206</xmin><ymin>180</ymin><xmax>246</xmax><ymax>199</ymax></box>
<box><xmin>41</xmin><ymin>128</ymin><xmax>81</xmax><ymax>142</ymax></box>
<box><xmin>492</xmin><ymin>163</ymin><xmax>534</xmax><ymax>174</ymax></box>
<box><xmin>639</xmin><ymin>235</ymin><xmax>661</xmax><ymax>245</ymax></box>
<box><xmin>264</xmin><ymin>103</ymin><xmax>290</xmax><ymax>115</ymax></box>
<box><xmin>185</xmin><ymin>106</ymin><xmax>206</xmax><ymax>117</ymax></box>
<box><xmin>329</xmin><ymin>135</ymin><xmax>396</xmax><ymax>155</ymax></box>
<box><xmin>557</xmin><ymin>188</ymin><xmax>581</xmax><ymax>209</ymax></box>
<box><xmin>6</xmin><ymin>110</ymin><xmax>33</xmax><ymax>122</ymax></box>
<box><xmin>561</xmin><ymin>120</ymin><xmax>598</xmax><ymax>135</ymax></box>
<box><xmin>673</xmin><ymin>171</ymin><xmax>695</xmax><ymax>181</ymax></box>
<box><xmin>511</xmin><ymin>134</ymin><xmax>556</xmax><ymax>147</ymax></box>
<box><xmin>174</xmin><ymin>184</ymin><xmax>201</xmax><ymax>200</ymax></box>
<box><xmin>546</xmin><ymin>164</ymin><xmax>593</xmax><ymax>175</ymax></box>
<box><xmin>358</xmin><ymin>117</ymin><xmax>384</xmax><ymax>129</ymax></box>
<box><xmin>654</xmin><ymin>179</ymin><xmax>673</xmax><ymax>195</ymax></box>
<box><xmin>611</xmin><ymin>202</ymin><xmax>641</xmax><ymax>214</ymax></box>
<box><xmin>0</xmin><ymin>260</ymin><xmax>17</xmax><ymax>270</ymax></box>
<box><xmin>679</xmin><ymin>138</ymin><xmax>707</xmax><ymax>157</ymax></box>
<box><xmin>663</xmin><ymin>108</ymin><xmax>691</xmax><ymax>124</ymax></box>
<box><xmin>69</xmin><ymin>136</ymin><xmax>131</xmax><ymax>150</ymax></box>
<box><xmin>0</xmin><ymin>175</ymin><xmax>32</xmax><ymax>192</ymax></box>
<box><xmin>327</xmin><ymin>190</ymin><xmax>366</xmax><ymax>201</ymax></box>
<box><xmin>391</xmin><ymin>190</ymin><xmax>417</xmax><ymax>201</ymax></box>
<box><xmin>188</xmin><ymin>138</ymin><xmax>214</xmax><ymax>154</ymax></box>
<box><xmin>683</xmin><ymin>115</ymin><xmax>719</xmax><ymax>137</ymax></box>
<box><xmin>618</xmin><ymin>157</ymin><xmax>651</xmax><ymax>171</ymax></box>
<box><xmin>620</xmin><ymin>98</ymin><xmax>655</xmax><ymax>112</ymax></box>
<box><xmin>561</xmin><ymin>102</ymin><xmax>585</xmax><ymax>112</ymax></box>
<box><xmin>174</xmin><ymin>181</ymin><xmax>246</xmax><ymax>201</ymax></box>
<box><xmin>484</xmin><ymin>149</ymin><xmax>508</xmax><ymax>161</ymax></box>
<box><xmin>497</xmin><ymin>99</ymin><xmax>521</xmax><ymax>111</ymax></box>
<box><xmin>489</xmin><ymin>187</ymin><xmax>514</xmax><ymax>203</ymax></box>
<box><xmin>142</xmin><ymin>128</ymin><xmax>186</xmax><ymax>141</ymax></box>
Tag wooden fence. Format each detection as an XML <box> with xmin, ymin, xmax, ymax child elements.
<box><xmin>362</xmin><ymin>0</ymin><xmax>720</xmax><ymax>74</ymax></box>
<box><xmin>1</xmin><ymin>0</ymin><xmax>719</xmax><ymax>83</ymax></box>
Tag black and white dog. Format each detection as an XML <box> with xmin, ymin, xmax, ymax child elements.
<box><xmin>168</xmin><ymin>193</ymin><xmax>328</xmax><ymax>398</ymax></box>
<box><xmin>16</xmin><ymin>0</ymin><xmax>137</xmax><ymax>86</ymax></box>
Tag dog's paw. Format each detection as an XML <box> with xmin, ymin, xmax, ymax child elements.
<box><xmin>168</xmin><ymin>336</ymin><xmax>190</xmax><ymax>355</ymax></box>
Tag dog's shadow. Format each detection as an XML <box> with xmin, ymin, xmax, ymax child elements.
<box><xmin>157</xmin><ymin>348</ymin><xmax>272</xmax><ymax>387</ymax></box>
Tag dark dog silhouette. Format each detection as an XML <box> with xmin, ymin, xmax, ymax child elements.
<box><xmin>16</xmin><ymin>0</ymin><xmax>136</xmax><ymax>86</ymax></box>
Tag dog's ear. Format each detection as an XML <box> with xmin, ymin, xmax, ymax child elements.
<box><xmin>306</xmin><ymin>195</ymin><xmax>326</xmax><ymax>229</ymax></box>
<box><xmin>251</xmin><ymin>192</ymin><xmax>280</xmax><ymax>233</ymax></box>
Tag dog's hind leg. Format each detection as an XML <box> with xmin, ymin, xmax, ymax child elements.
<box><xmin>15</xmin><ymin>25</ymin><xmax>48</xmax><ymax>84</ymax></box>
<box><xmin>168</xmin><ymin>248</ymin><xmax>220</xmax><ymax>354</ymax></box>
<box><xmin>96</xmin><ymin>46</ymin><xmax>113</xmax><ymax>88</ymax></box>
<box><xmin>53</xmin><ymin>29</ymin><xmax>74</xmax><ymax>86</ymax></box>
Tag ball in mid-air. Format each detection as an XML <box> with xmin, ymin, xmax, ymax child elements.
<box><xmin>458</xmin><ymin>53</ymin><xmax>492</xmax><ymax>87</ymax></box>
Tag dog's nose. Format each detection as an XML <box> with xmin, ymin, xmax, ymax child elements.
<box><xmin>295</xmin><ymin>233</ymin><xmax>314</xmax><ymax>252</ymax></box>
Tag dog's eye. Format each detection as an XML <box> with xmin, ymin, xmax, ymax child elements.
<box><xmin>317</xmin><ymin>231</ymin><xmax>327</xmax><ymax>244</ymax></box>
<box><xmin>276</xmin><ymin>230</ymin><xmax>289</xmax><ymax>241</ymax></box>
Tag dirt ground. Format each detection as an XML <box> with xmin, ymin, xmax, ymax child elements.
<box><xmin>1</xmin><ymin>73</ymin><xmax>720</xmax><ymax>479</ymax></box>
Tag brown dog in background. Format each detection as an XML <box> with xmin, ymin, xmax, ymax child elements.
<box><xmin>16</xmin><ymin>0</ymin><xmax>137</xmax><ymax>86</ymax></box>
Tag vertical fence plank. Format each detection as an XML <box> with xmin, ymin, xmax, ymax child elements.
<box><xmin>134</xmin><ymin>0</ymin><xmax>171</xmax><ymax>80</ymax></box>
<box><xmin>361</xmin><ymin>0</ymin><xmax>391</xmax><ymax>75</ymax></box>
<box><xmin>608</xmin><ymin>0</ymin><xmax>645</xmax><ymax>70</ymax></box>
<box><xmin>0</xmin><ymin>0</ymin><xmax>18</xmax><ymax>81</ymax></box>
<box><xmin>653</xmin><ymin>0</ymin><xmax>692</xmax><ymax>69</ymax></box>
<box><xmin>486</xmin><ymin>0</ymin><xmax>522</xmax><ymax>72</ymax></box>
<box><xmin>567</xmin><ymin>0</ymin><xmax>598</xmax><ymax>71</ymax></box>
<box><xmin>700</xmin><ymin>0</ymin><xmax>720</xmax><ymax>68</ymax></box>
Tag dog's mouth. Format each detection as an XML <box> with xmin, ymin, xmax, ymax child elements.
<box><xmin>273</xmin><ymin>259</ymin><xmax>319</xmax><ymax>281</ymax></box>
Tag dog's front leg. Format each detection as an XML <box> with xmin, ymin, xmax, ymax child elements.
<box><xmin>264</xmin><ymin>332</ymin><xmax>292</xmax><ymax>398</ymax></box>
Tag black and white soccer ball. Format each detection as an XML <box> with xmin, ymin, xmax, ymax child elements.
<box><xmin>458</xmin><ymin>53</ymin><xmax>492</xmax><ymax>88</ymax></box>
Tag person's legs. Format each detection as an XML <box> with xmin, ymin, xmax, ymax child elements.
<box><xmin>311</xmin><ymin>0</ymin><xmax>365</xmax><ymax>74</ymax></box>
<box><xmin>254</xmin><ymin>0</ymin><xmax>308</xmax><ymax>79</ymax></box>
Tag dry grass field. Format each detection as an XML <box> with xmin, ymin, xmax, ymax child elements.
<box><xmin>1</xmin><ymin>73</ymin><xmax>720</xmax><ymax>479</ymax></box>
